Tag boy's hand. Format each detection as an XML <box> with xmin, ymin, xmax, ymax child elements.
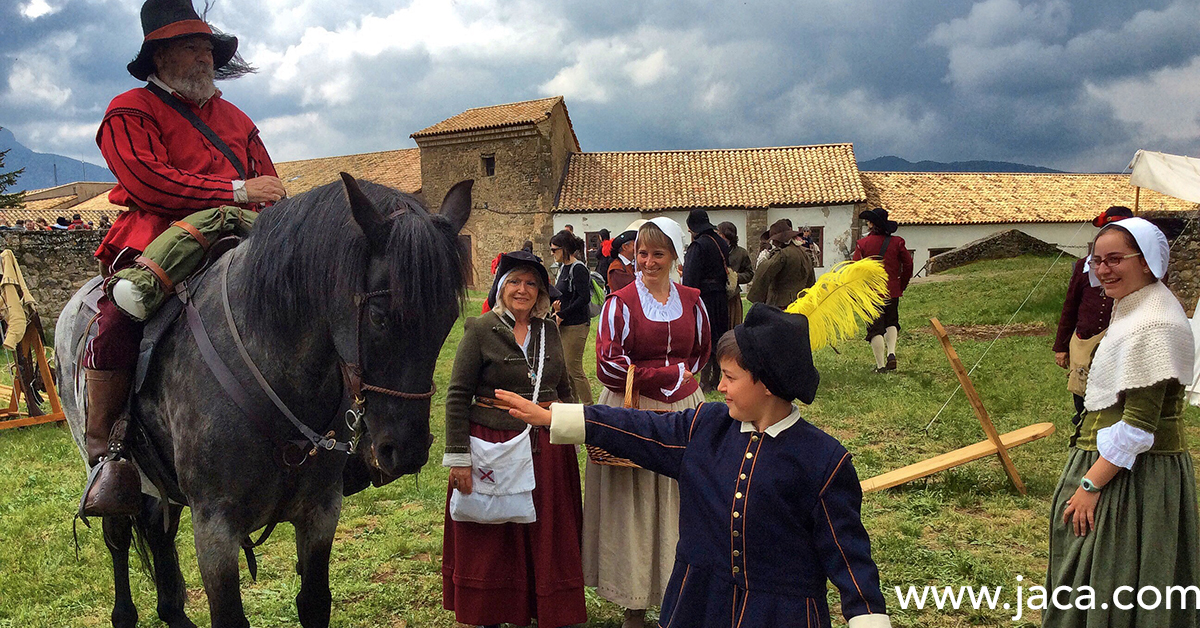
<box><xmin>495</xmin><ymin>389</ymin><xmax>552</xmax><ymax>426</ymax></box>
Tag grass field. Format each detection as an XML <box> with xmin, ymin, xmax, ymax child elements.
<box><xmin>1</xmin><ymin>254</ymin><xmax>1197</xmax><ymax>627</ymax></box>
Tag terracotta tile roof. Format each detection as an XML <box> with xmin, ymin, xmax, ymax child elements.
<box><xmin>861</xmin><ymin>172</ymin><xmax>1198</xmax><ymax>225</ymax></box>
<box><xmin>276</xmin><ymin>148</ymin><xmax>422</xmax><ymax>196</ymax></box>
<box><xmin>3</xmin><ymin>195</ymin><xmax>118</xmax><ymax>227</ymax></box>
<box><xmin>412</xmin><ymin>96</ymin><xmax>565</xmax><ymax>139</ymax></box>
<box><xmin>556</xmin><ymin>144</ymin><xmax>865</xmax><ymax>212</ymax></box>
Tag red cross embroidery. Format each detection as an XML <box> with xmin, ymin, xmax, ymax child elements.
<box><xmin>478</xmin><ymin>469</ymin><xmax>495</xmax><ymax>483</ymax></box>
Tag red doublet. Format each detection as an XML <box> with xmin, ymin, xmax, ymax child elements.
<box><xmin>852</xmin><ymin>233</ymin><xmax>914</xmax><ymax>299</ymax></box>
<box><xmin>95</xmin><ymin>86</ymin><xmax>276</xmax><ymax>269</ymax></box>
<box><xmin>595</xmin><ymin>279</ymin><xmax>711</xmax><ymax>404</ymax></box>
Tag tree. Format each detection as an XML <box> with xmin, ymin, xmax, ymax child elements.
<box><xmin>0</xmin><ymin>143</ymin><xmax>24</xmax><ymax>209</ymax></box>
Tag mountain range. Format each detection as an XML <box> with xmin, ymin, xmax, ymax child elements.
<box><xmin>0</xmin><ymin>127</ymin><xmax>115</xmax><ymax>192</ymax></box>
<box><xmin>858</xmin><ymin>155</ymin><xmax>1064</xmax><ymax>173</ymax></box>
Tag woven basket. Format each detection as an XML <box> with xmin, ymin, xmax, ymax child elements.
<box><xmin>585</xmin><ymin>366</ymin><xmax>641</xmax><ymax>468</ymax></box>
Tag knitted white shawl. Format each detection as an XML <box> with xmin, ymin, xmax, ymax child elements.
<box><xmin>1084</xmin><ymin>280</ymin><xmax>1194</xmax><ymax>411</ymax></box>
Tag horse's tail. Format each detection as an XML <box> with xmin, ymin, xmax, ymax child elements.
<box><xmin>126</xmin><ymin>508</ymin><xmax>155</xmax><ymax>577</ymax></box>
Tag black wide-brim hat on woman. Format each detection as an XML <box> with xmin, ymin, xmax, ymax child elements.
<box><xmin>485</xmin><ymin>250</ymin><xmax>558</xmax><ymax>317</ymax></box>
<box><xmin>858</xmin><ymin>207</ymin><xmax>899</xmax><ymax>235</ymax></box>
<box><xmin>686</xmin><ymin>208</ymin><xmax>717</xmax><ymax>234</ymax></box>
<box><xmin>127</xmin><ymin>0</ymin><xmax>238</xmax><ymax>81</ymax></box>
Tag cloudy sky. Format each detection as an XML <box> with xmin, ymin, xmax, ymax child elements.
<box><xmin>2</xmin><ymin>0</ymin><xmax>1198</xmax><ymax>172</ymax></box>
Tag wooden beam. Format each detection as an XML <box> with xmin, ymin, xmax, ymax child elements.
<box><xmin>861</xmin><ymin>422</ymin><xmax>1055</xmax><ymax>493</ymax></box>
<box><xmin>929</xmin><ymin>318</ymin><xmax>1029</xmax><ymax>494</ymax></box>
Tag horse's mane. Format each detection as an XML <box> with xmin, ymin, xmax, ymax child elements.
<box><xmin>241</xmin><ymin>179</ymin><xmax>467</xmax><ymax>332</ymax></box>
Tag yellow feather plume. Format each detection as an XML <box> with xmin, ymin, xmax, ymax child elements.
<box><xmin>784</xmin><ymin>259</ymin><xmax>889</xmax><ymax>351</ymax></box>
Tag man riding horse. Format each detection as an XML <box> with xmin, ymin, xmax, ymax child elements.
<box><xmin>83</xmin><ymin>0</ymin><xmax>285</xmax><ymax>516</ymax></box>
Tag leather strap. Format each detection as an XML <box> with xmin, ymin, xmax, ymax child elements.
<box><xmin>135</xmin><ymin>255</ymin><xmax>174</xmax><ymax>292</ymax></box>
<box><xmin>220</xmin><ymin>259</ymin><xmax>351</xmax><ymax>454</ymax></box>
<box><xmin>146</xmin><ymin>82</ymin><xmax>247</xmax><ymax>180</ymax></box>
<box><xmin>171</xmin><ymin>220</ymin><xmax>211</xmax><ymax>251</ymax></box>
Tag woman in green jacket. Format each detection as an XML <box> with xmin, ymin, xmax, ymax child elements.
<box><xmin>440</xmin><ymin>250</ymin><xmax>585</xmax><ymax>628</ymax></box>
<box><xmin>1044</xmin><ymin>218</ymin><xmax>1198</xmax><ymax>628</ymax></box>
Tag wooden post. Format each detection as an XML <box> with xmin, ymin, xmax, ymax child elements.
<box><xmin>1135</xmin><ymin>186</ymin><xmax>1141</xmax><ymax>214</ymax></box>
<box><xmin>929</xmin><ymin>318</ymin><xmax>1026</xmax><ymax>494</ymax></box>
<box><xmin>0</xmin><ymin>331</ymin><xmax>65</xmax><ymax>430</ymax></box>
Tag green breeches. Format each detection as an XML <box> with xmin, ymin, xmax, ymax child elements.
<box><xmin>109</xmin><ymin>206</ymin><xmax>257</xmax><ymax>320</ymax></box>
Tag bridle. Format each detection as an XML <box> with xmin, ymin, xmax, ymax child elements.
<box><xmin>336</xmin><ymin>287</ymin><xmax>437</xmax><ymax>455</ymax></box>
<box><xmin>201</xmin><ymin>254</ymin><xmax>436</xmax><ymax>465</ymax></box>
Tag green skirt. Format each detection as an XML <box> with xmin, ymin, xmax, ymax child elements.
<box><xmin>1045</xmin><ymin>448</ymin><xmax>1200</xmax><ymax>627</ymax></box>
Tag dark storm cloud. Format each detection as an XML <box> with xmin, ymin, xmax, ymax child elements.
<box><xmin>2</xmin><ymin>0</ymin><xmax>1196</xmax><ymax>173</ymax></box>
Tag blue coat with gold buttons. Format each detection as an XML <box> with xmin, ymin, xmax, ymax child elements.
<box><xmin>580</xmin><ymin>401</ymin><xmax>888</xmax><ymax>628</ymax></box>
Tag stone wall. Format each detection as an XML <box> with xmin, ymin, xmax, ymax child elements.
<box><xmin>417</xmin><ymin>109</ymin><xmax>575</xmax><ymax>287</ymax></box>
<box><xmin>2</xmin><ymin>230</ymin><xmax>102</xmax><ymax>325</ymax></box>
<box><xmin>927</xmin><ymin>229</ymin><xmax>1065</xmax><ymax>274</ymax></box>
<box><xmin>1142</xmin><ymin>211</ymin><xmax>1200</xmax><ymax>316</ymax></box>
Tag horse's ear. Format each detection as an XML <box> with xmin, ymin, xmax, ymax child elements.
<box><xmin>341</xmin><ymin>172</ymin><xmax>387</xmax><ymax>252</ymax></box>
<box><xmin>438</xmin><ymin>179</ymin><xmax>473</xmax><ymax>233</ymax></box>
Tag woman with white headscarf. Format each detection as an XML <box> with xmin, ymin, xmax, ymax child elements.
<box><xmin>1044</xmin><ymin>218</ymin><xmax>1198</xmax><ymax>628</ymax></box>
<box><xmin>589</xmin><ymin>217</ymin><xmax>711</xmax><ymax>628</ymax></box>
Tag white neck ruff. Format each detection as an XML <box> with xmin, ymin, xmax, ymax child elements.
<box><xmin>1084</xmin><ymin>281</ymin><xmax>1194</xmax><ymax>411</ymax></box>
<box><xmin>634</xmin><ymin>273</ymin><xmax>683</xmax><ymax>322</ymax></box>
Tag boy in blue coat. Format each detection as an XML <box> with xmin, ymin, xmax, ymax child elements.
<box><xmin>496</xmin><ymin>304</ymin><xmax>890</xmax><ymax>627</ymax></box>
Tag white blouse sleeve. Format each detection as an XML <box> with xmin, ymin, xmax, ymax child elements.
<box><xmin>1096</xmin><ymin>420</ymin><xmax>1156</xmax><ymax>470</ymax></box>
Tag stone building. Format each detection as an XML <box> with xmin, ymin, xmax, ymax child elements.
<box><xmin>412</xmin><ymin>97</ymin><xmax>580</xmax><ymax>285</ymax></box>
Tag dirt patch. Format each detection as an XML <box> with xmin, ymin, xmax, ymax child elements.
<box><xmin>910</xmin><ymin>274</ymin><xmax>964</xmax><ymax>284</ymax></box>
<box><xmin>924</xmin><ymin>322</ymin><xmax>1049</xmax><ymax>340</ymax></box>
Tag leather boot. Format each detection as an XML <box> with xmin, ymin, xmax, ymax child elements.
<box><xmin>79</xmin><ymin>368</ymin><xmax>140</xmax><ymax>517</ymax></box>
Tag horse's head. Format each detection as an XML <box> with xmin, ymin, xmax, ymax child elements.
<box><xmin>335</xmin><ymin>173</ymin><xmax>472</xmax><ymax>477</ymax></box>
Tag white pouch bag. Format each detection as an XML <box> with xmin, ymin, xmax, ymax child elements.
<box><xmin>449</xmin><ymin>424</ymin><xmax>537</xmax><ymax>524</ymax></box>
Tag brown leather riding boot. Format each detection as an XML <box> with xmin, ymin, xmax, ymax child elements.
<box><xmin>79</xmin><ymin>368</ymin><xmax>140</xmax><ymax>517</ymax></box>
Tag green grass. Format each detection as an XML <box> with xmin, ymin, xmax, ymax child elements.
<box><xmin>0</xmin><ymin>254</ymin><xmax>1196</xmax><ymax>626</ymax></box>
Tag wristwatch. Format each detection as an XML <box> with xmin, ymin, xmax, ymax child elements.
<box><xmin>1080</xmin><ymin>477</ymin><xmax>1101</xmax><ymax>493</ymax></box>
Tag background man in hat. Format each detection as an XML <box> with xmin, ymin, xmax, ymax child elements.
<box><xmin>684</xmin><ymin>209</ymin><xmax>731</xmax><ymax>391</ymax></box>
<box><xmin>1053</xmin><ymin>206</ymin><xmax>1134</xmax><ymax>423</ymax></box>
<box><xmin>82</xmin><ymin>0</ymin><xmax>282</xmax><ymax>515</ymax></box>
<box><xmin>747</xmin><ymin>218</ymin><xmax>815</xmax><ymax>308</ymax></box>
<box><xmin>852</xmin><ymin>208</ymin><xmax>913</xmax><ymax>373</ymax></box>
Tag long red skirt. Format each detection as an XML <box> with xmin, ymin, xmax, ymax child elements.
<box><xmin>442</xmin><ymin>423</ymin><xmax>587</xmax><ymax>627</ymax></box>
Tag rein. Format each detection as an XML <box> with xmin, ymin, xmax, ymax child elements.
<box><xmin>187</xmin><ymin>253</ymin><xmax>436</xmax><ymax>466</ymax></box>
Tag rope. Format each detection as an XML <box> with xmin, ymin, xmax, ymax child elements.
<box><xmin>923</xmin><ymin>221</ymin><xmax>1088</xmax><ymax>433</ymax></box>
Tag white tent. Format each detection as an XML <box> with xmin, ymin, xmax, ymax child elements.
<box><xmin>1129</xmin><ymin>150</ymin><xmax>1200</xmax><ymax>405</ymax></box>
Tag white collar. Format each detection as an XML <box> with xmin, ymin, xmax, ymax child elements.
<box><xmin>619</xmin><ymin>253</ymin><xmax>633</xmax><ymax>265</ymax></box>
<box><xmin>739</xmin><ymin>404</ymin><xmax>802</xmax><ymax>437</ymax></box>
<box><xmin>634</xmin><ymin>273</ymin><xmax>683</xmax><ymax>322</ymax></box>
<box><xmin>148</xmin><ymin>74</ymin><xmax>219</xmax><ymax>108</ymax></box>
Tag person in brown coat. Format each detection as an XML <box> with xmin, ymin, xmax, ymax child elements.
<box><xmin>441</xmin><ymin>250</ymin><xmax>586</xmax><ymax>628</ymax></box>
<box><xmin>606</xmin><ymin>229</ymin><xmax>637</xmax><ymax>292</ymax></box>
<box><xmin>746</xmin><ymin>219</ymin><xmax>814</xmax><ymax>308</ymax></box>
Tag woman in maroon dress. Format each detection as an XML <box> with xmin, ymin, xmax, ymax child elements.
<box><xmin>441</xmin><ymin>251</ymin><xmax>586</xmax><ymax>628</ymax></box>
<box><xmin>588</xmin><ymin>217</ymin><xmax>711</xmax><ymax>628</ymax></box>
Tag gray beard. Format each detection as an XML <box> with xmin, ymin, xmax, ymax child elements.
<box><xmin>164</xmin><ymin>64</ymin><xmax>216</xmax><ymax>103</ymax></box>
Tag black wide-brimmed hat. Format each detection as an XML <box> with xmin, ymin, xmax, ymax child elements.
<box><xmin>859</xmin><ymin>207</ymin><xmax>899</xmax><ymax>234</ymax></box>
<box><xmin>734</xmin><ymin>304</ymin><xmax>819</xmax><ymax>404</ymax></box>
<box><xmin>610</xmin><ymin>230</ymin><xmax>637</xmax><ymax>255</ymax></box>
<box><xmin>686</xmin><ymin>209</ymin><xmax>717</xmax><ymax>235</ymax></box>
<box><xmin>485</xmin><ymin>250</ymin><xmax>558</xmax><ymax>313</ymax></box>
<box><xmin>127</xmin><ymin>0</ymin><xmax>238</xmax><ymax>81</ymax></box>
<box><xmin>1092</xmin><ymin>205</ymin><xmax>1134</xmax><ymax>228</ymax></box>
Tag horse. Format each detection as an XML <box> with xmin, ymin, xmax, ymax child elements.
<box><xmin>57</xmin><ymin>173</ymin><xmax>472</xmax><ymax>628</ymax></box>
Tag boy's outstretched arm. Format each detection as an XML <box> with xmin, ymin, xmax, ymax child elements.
<box><xmin>496</xmin><ymin>390</ymin><xmax>702</xmax><ymax>479</ymax></box>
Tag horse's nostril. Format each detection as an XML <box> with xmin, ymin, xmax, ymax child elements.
<box><xmin>376</xmin><ymin>443</ymin><xmax>397</xmax><ymax>465</ymax></box>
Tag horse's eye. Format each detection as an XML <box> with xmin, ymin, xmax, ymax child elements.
<box><xmin>368</xmin><ymin>308</ymin><xmax>388</xmax><ymax>330</ymax></box>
